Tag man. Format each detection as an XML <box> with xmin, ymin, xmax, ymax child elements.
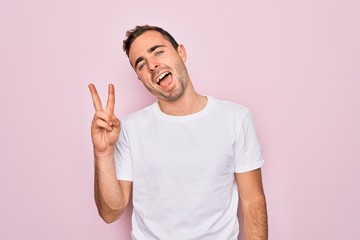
<box><xmin>89</xmin><ymin>25</ymin><xmax>268</xmax><ymax>240</ymax></box>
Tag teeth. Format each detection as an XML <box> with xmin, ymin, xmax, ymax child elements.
<box><xmin>156</xmin><ymin>72</ymin><xmax>169</xmax><ymax>83</ymax></box>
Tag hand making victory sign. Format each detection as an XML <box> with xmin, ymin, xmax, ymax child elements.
<box><xmin>89</xmin><ymin>84</ymin><xmax>131</xmax><ymax>223</ymax></box>
<box><xmin>89</xmin><ymin>84</ymin><xmax>121</xmax><ymax>154</ymax></box>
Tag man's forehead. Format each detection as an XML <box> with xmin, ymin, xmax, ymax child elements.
<box><xmin>129</xmin><ymin>31</ymin><xmax>169</xmax><ymax>58</ymax></box>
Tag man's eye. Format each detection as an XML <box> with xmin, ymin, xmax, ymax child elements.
<box><xmin>139</xmin><ymin>63</ymin><xmax>145</xmax><ymax>70</ymax></box>
<box><xmin>155</xmin><ymin>51</ymin><xmax>164</xmax><ymax>56</ymax></box>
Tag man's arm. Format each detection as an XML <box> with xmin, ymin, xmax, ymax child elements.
<box><xmin>94</xmin><ymin>150</ymin><xmax>132</xmax><ymax>223</ymax></box>
<box><xmin>89</xmin><ymin>84</ymin><xmax>132</xmax><ymax>223</ymax></box>
<box><xmin>236</xmin><ymin>168</ymin><xmax>268</xmax><ymax>240</ymax></box>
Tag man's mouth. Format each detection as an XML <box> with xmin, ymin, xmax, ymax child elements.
<box><xmin>156</xmin><ymin>71</ymin><xmax>171</xmax><ymax>85</ymax></box>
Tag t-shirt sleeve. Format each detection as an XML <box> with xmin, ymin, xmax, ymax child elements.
<box><xmin>234</xmin><ymin>110</ymin><xmax>264</xmax><ymax>173</ymax></box>
<box><xmin>114</xmin><ymin>121</ymin><xmax>133</xmax><ymax>181</ymax></box>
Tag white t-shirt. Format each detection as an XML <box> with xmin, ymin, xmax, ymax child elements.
<box><xmin>115</xmin><ymin>96</ymin><xmax>264</xmax><ymax>240</ymax></box>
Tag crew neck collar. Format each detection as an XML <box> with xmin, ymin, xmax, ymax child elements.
<box><xmin>152</xmin><ymin>96</ymin><xmax>213</xmax><ymax>122</ymax></box>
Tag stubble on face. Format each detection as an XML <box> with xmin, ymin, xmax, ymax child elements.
<box><xmin>129</xmin><ymin>31</ymin><xmax>190</xmax><ymax>102</ymax></box>
<box><xmin>149</xmin><ymin>61</ymin><xmax>188</xmax><ymax>102</ymax></box>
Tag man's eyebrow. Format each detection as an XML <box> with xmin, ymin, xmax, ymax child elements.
<box><xmin>133</xmin><ymin>45</ymin><xmax>166</xmax><ymax>69</ymax></box>
<box><xmin>148</xmin><ymin>45</ymin><xmax>165</xmax><ymax>53</ymax></box>
<box><xmin>134</xmin><ymin>57</ymin><xmax>144</xmax><ymax>70</ymax></box>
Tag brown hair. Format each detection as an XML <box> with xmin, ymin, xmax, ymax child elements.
<box><xmin>123</xmin><ymin>25</ymin><xmax>179</xmax><ymax>57</ymax></box>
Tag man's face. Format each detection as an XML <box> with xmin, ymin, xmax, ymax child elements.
<box><xmin>129</xmin><ymin>31</ymin><xmax>189</xmax><ymax>101</ymax></box>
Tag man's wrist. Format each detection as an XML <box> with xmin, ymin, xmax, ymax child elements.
<box><xmin>94</xmin><ymin>147</ymin><xmax>115</xmax><ymax>161</ymax></box>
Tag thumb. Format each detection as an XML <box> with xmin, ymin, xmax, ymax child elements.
<box><xmin>110</xmin><ymin>115</ymin><xmax>121</xmax><ymax>133</ymax></box>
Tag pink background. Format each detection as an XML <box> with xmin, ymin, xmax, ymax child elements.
<box><xmin>1</xmin><ymin>0</ymin><xmax>359</xmax><ymax>239</ymax></box>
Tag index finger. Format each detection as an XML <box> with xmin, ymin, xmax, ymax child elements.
<box><xmin>106</xmin><ymin>84</ymin><xmax>115</xmax><ymax>114</ymax></box>
<box><xmin>88</xmin><ymin>83</ymin><xmax>103</xmax><ymax>111</ymax></box>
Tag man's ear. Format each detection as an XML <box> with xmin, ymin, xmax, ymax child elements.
<box><xmin>177</xmin><ymin>44</ymin><xmax>187</xmax><ymax>62</ymax></box>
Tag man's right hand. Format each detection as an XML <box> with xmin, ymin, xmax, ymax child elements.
<box><xmin>89</xmin><ymin>83</ymin><xmax>121</xmax><ymax>154</ymax></box>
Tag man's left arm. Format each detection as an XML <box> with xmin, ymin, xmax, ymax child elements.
<box><xmin>236</xmin><ymin>168</ymin><xmax>268</xmax><ymax>240</ymax></box>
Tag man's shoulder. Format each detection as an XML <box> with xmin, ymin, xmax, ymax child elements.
<box><xmin>210</xmin><ymin>96</ymin><xmax>250</xmax><ymax>115</ymax></box>
<box><xmin>122</xmin><ymin>102</ymin><xmax>157</xmax><ymax>125</ymax></box>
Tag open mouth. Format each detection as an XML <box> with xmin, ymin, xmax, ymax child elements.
<box><xmin>156</xmin><ymin>71</ymin><xmax>171</xmax><ymax>85</ymax></box>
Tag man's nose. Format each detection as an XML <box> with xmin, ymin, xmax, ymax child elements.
<box><xmin>147</xmin><ymin>59</ymin><xmax>159</xmax><ymax>72</ymax></box>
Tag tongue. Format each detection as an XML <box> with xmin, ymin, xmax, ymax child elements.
<box><xmin>159</xmin><ymin>74</ymin><xmax>172</xmax><ymax>88</ymax></box>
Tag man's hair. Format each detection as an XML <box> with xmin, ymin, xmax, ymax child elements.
<box><xmin>123</xmin><ymin>25</ymin><xmax>179</xmax><ymax>57</ymax></box>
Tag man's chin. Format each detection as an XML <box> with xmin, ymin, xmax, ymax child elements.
<box><xmin>161</xmin><ymin>87</ymin><xmax>185</xmax><ymax>102</ymax></box>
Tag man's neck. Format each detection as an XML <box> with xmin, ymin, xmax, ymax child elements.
<box><xmin>158</xmin><ymin>86</ymin><xmax>207</xmax><ymax>116</ymax></box>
